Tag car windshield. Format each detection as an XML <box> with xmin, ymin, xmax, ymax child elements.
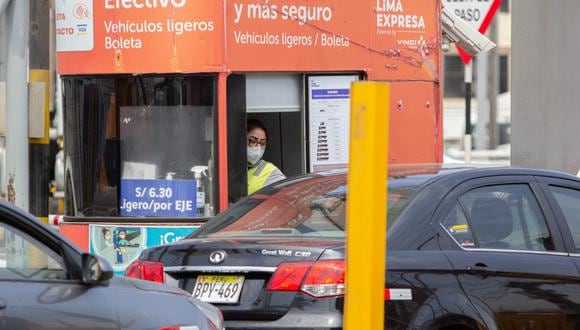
<box><xmin>192</xmin><ymin>172</ymin><xmax>431</xmax><ymax>239</ymax></box>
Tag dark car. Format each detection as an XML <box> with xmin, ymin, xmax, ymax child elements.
<box><xmin>127</xmin><ymin>165</ymin><xmax>580</xmax><ymax>329</ymax></box>
<box><xmin>0</xmin><ymin>200</ymin><xmax>223</xmax><ymax>329</ymax></box>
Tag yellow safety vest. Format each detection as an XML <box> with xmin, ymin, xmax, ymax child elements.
<box><xmin>248</xmin><ymin>160</ymin><xmax>278</xmax><ymax>195</ymax></box>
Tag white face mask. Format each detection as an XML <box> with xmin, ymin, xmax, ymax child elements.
<box><xmin>247</xmin><ymin>146</ymin><xmax>265</xmax><ymax>165</ymax></box>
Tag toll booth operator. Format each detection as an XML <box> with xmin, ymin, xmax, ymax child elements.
<box><xmin>247</xmin><ymin>119</ymin><xmax>286</xmax><ymax>195</ymax></box>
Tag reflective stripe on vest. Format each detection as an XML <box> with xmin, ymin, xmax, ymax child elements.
<box><xmin>248</xmin><ymin>160</ymin><xmax>277</xmax><ymax>195</ymax></box>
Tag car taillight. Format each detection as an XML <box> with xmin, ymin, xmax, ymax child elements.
<box><xmin>125</xmin><ymin>260</ymin><xmax>165</xmax><ymax>284</ymax></box>
<box><xmin>301</xmin><ymin>260</ymin><xmax>345</xmax><ymax>297</ymax></box>
<box><xmin>266</xmin><ymin>262</ymin><xmax>311</xmax><ymax>291</ymax></box>
<box><xmin>266</xmin><ymin>260</ymin><xmax>345</xmax><ymax>298</ymax></box>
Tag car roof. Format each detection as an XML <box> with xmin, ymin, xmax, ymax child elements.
<box><xmin>425</xmin><ymin>164</ymin><xmax>580</xmax><ymax>184</ymax></box>
<box><xmin>269</xmin><ymin>164</ymin><xmax>580</xmax><ymax>193</ymax></box>
<box><xmin>315</xmin><ymin>163</ymin><xmax>580</xmax><ymax>181</ymax></box>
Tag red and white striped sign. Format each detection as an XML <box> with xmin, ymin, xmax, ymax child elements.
<box><xmin>384</xmin><ymin>288</ymin><xmax>412</xmax><ymax>301</ymax></box>
<box><xmin>49</xmin><ymin>214</ymin><xmax>64</xmax><ymax>225</ymax></box>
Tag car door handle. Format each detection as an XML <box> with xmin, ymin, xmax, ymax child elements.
<box><xmin>0</xmin><ymin>299</ymin><xmax>6</xmax><ymax>310</ymax></box>
<box><xmin>466</xmin><ymin>265</ymin><xmax>497</xmax><ymax>277</ymax></box>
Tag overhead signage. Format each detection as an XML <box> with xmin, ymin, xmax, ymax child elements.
<box><xmin>57</xmin><ymin>0</ymin><xmax>440</xmax><ymax>81</ymax></box>
<box><xmin>227</xmin><ymin>0</ymin><xmax>438</xmax><ymax>80</ymax></box>
<box><xmin>443</xmin><ymin>0</ymin><xmax>502</xmax><ymax>64</ymax></box>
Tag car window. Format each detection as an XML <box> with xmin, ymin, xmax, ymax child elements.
<box><xmin>192</xmin><ymin>175</ymin><xmax>423</xmax><ymax>239</ymax></box>
<box><xmin>0</xmin><ymin>223</ymin><xmax>67</xmax><ymax>281</ymax></box>
<box><xmin>547</xmin><ymin>186</ymin><xmax>580</xmax><ymax>253</ymax></box>
<box><xmin>443</xmin><ymin>184</ymin><xmax>554</xmax><ymax>251</ymax></box>
<box><xmin>442</xmin><ymin>203</ymin><xmax>476</xmax><ymax>248</ymax></box>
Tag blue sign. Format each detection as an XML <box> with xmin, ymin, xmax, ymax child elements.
<box><xmin>311</xmin><ymin>88</ymin><xmax>350</xmax><ymax>99</ymax></box>
<box><xmin>120</xmin><ymin>179</ymin><xmax>196</xmax><ymax>217</ymax></box>
<box><xmin>147</xmin><ymin>227</ymin><xmax>197</xmax><ymax>246</ymax></box>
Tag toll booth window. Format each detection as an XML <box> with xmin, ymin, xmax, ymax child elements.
<box><xmin>62</xmin><ymin>75</ymin><xmax>217</xmax><ymax>218</ymax></box>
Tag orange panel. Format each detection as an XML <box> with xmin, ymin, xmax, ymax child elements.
<box><xmin>57</xmin><ymin>1</ymin><xmax>224</xmax><ymax>74</ymax></box>
<box><xmin>59</xmin><ymin>223</ymin><xmax>90</xmax><ymax>252</ymax></box>
<box><xmin>389</xmin><ymin>81</ymin><xmax>441</xmax><ymax>163</ymax></box>
<box><xmin>228</xmin><ymin>0</ymin><xmax>440</xmax><ymax>81</ymax></box>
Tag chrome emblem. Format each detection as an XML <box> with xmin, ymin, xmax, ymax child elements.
<box><xmin>209</xmin><ymin>250</ymin><xmax>227</xmax><ymax>264</ymax></box>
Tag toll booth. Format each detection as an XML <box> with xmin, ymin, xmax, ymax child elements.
<box><xmin>55</xmin><ymin>0</ymin><xmax>442</xmax><ymax>274</ymax></box>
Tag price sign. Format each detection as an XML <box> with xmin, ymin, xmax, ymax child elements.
<box><xmin>120</xmin><ymin>179</ymin><xmax>196</xmax><ymax>217</ymax></box>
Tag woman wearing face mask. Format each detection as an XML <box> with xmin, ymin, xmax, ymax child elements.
<box><xmin>247</xmin><ymin>119</ymin><xmax>286</xmax><ymax>195</ymax></box>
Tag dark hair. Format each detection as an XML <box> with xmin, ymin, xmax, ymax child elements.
<box><xmin>247</xmin><ymin>119</ymin><xmax>268</xmax><ymax>140</ymax></box>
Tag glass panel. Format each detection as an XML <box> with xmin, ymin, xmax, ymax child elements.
<box><xmin>120</xmin><ymin>105</ymin><xmax>213</xmax><ymax>218</ymax></box>
<box><xmin>0</xmin><ymin>223</ymin><xmax>67</xmax><ymax>281</ymax></box>
<box><xmin>442</xmin><ymin>203</ymin><xmax>476</xmax><ymax>248</ymax></box>
<box><xmin>63</xmin><ymin>75</ymin><xmax>217</xmax><ymax>217</ymax></box>
<box><xmin>460</xmin><ymin>185</ymin><xmax>553</xmax><ymax>251</ymax></box>
<box><xmin>62</xmin><ymin>78</ymin><xmax>118</xmax><ymax>216</ymax></box>
<box><xmin>548</xmin><ymin>186</ymin><xmax>580</xmax><ymax>253</ymax></box>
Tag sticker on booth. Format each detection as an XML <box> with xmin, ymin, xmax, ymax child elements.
<box><xmin>89</xmin><ymin>225</ymin><xmax>200</xmax><ymax>275</ymax></box>
<box><xmin>89</xmin><ymin>226</ymin><xmax>144</xmax><ymax>274</ymax></box>
<box><xmin>55</xmin><ymin>0</ymin><xmax>94</xmax><ymax>52</ymax></box>
<box><xmin>308</xmin><ymin>75</ymin><xmax>358</xmax><ymax>172</ymax></box>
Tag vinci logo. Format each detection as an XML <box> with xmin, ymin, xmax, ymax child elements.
<box><xmin>397</xmin><ymin>36</ymin><xmax>427</xmax><ymax>47</ymax></box>
<box><xmin>376</xmin><ymin>0</ymin><xmax>426</xmax><ymax>34</ymax></box>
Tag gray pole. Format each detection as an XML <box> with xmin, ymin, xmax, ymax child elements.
<box><xmin>0</xmin><ymin>9</ymin><xmax>5</xmax><ymax>78</ymax></box>
<box><xmin>5</xmin><ymin>0</ymin><xmax>29</xmax><ymax>210</ymax></box>
<box><xmin>476</xmin><ymin>49</ymin><xmax>489</xmax><ymax>150</ymax></box>
<box><xmin>464</xmin><ymin>62</ymin><xmax>473</xmax><ymax>164</ymax></box>
<box><xmin>0</xmin><ymin>0</ymin><xmax>10</xmax><ymax>17</ymax></box>
<box><xmin>488</xmin><ymin>19</ymin><xmax>499</xmax><ymax>149</ymax></box>
<box><xmin>28</xmin><ymin>0</ymin><xmax>50</xmax><ymax>223</ymax></box>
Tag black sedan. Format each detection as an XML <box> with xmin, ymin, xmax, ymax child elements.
<box><xmin>127</xmin><ymin>165</ymin><xmax>580</xmax><ymax>329</ymax></box>
<box><xmin>0</xmin><ymin>200</ymin><xmax>223</xmax><ymax>329</ymax></box>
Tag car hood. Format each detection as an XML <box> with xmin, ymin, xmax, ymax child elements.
<box><xmin>108</xmin><ymin>274</ymin><xmax>187</xmax><ymax>295</ymax></box>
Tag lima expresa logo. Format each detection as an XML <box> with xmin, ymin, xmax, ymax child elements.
<box><xmin>375</xmin><ymin>0</ymin><xmax>426</xmax><ymax>34</ymax></box>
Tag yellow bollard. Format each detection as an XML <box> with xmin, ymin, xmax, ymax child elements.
<box><xmin>344</xmin><ymin>82</ymin><xmax>389</xmax><ymax>330</ymax></box>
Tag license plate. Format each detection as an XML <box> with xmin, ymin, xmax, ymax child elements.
<box><xmin>192</xmin><ymin>275</ymin><xmax>245</xmax><ymax>304</ymax></box>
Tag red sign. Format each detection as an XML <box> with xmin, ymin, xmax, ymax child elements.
<box><xmin>443</xmin><ymin>0</ymin><xmax>502</xmax><ymax>64</ymax></box>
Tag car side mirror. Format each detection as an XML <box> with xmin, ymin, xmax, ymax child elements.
<box><xmin>81</xmin><ymin>253</ymin><xmax>113</xmax><ymax>285</ymax></box>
